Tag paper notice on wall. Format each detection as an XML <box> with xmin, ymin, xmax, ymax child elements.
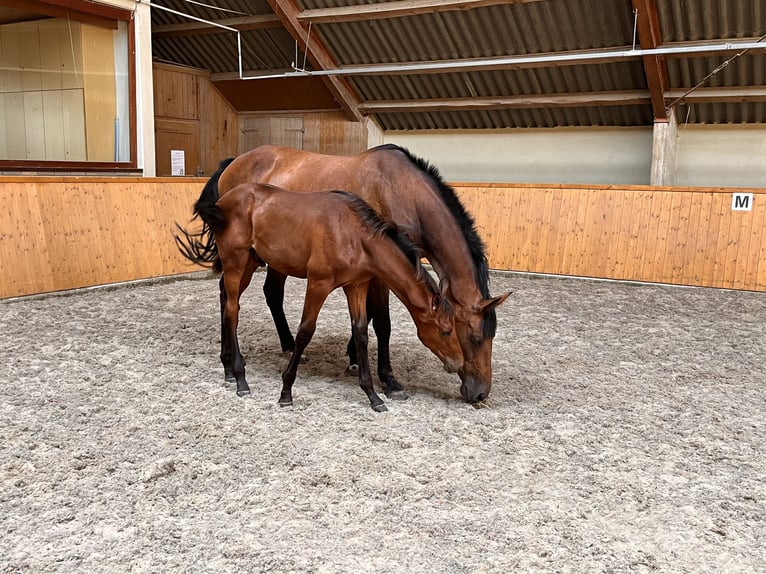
<box><xmin>171</xmin><ymin>150</ymin><xmax>185</xmax><ymax>176</ymax></box>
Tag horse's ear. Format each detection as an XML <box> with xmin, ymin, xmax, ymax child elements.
<box><xmin>438</xmin><ymin>276</ymin><xmax>450</xmax><ymax>298</ymax></box>
<box><xmin>481</xmin><ymin>291</ymin><xmax>511</xmax><ymax>314</ymax></box>
<box><xmin>431</xmin><ymin>293</ymin><xmax>442</xmax><ymax>311</ymax></box>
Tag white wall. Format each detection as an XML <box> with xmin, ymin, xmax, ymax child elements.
<box><xmin>676</xmin><ymin>125</ymin><xmax>766</xmax><ymax>189</ymax></box>
<box><xmin>386</xmin><ymin>127</ymin><xmax>653</xmax><ymax>185</ymax></box>
<box><xmin>386</xmin><ymin>125</ymin><xmax>766</xmax><ymax>188</ymax></box>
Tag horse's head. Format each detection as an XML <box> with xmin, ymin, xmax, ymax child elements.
<box><xmin>414</xmin><ymin>293</ymin><xmax>464</xmax><ymax>375</ymax></box>
<box><xmin>452</xmin><ymin>291</ymin><xmax>511</xmax><ymax>403</ymax></box>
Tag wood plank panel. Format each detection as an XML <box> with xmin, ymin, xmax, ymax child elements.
<box><xmin>2</xmin><ymin>180</ymin><xmax>765</xmax><ymax>298</ymax></box>
<box><xmin>0</xmin><ymin>178</ymin><xmax>204</xmax><ymax>298</ymax></box>
<box><xmin>454</xmin><ymin>183</ymin><xmax>766</xmax><ymax>292</ymax></box>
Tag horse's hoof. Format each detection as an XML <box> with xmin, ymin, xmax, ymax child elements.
<box><xmin>385</xmin><ymin>389</ymin><xmax>409</xmax><ymax>401</ymax></box>
<box><xmin>237</xmin><ymin>389</ymin><xmax>251</xmax><ymax>398</ymax></box>
<box><xmin>344</xmin><ymin>364</ymin><xmax>359</xmax><ymax>376</ymax></box>
<box><xmin>278</xmin><ymin>400</ymin><xmax>293</xmax><ymax>408</ymax></box>
<box><xmin>372</xmin><ymin>403</ymin><xmax>388</xmax><ymax>413</ymax></box>
<box><xmin>224</xmin><ymin>375</ymin><xmax>236</xmax><ymax>383</ymax></box>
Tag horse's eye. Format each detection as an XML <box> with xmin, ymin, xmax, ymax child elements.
<box><xmin>441</xmin><ymin>330</ymin><xmax>452</xmax><ymax>336</ymax></box>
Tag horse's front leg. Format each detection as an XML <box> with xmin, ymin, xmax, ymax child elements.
<box><xmin>349</xmin><ymin>280</ymin><xmax>407</xmax><ymax>400</ymax></box>
<box><xmin>263</xmin><ymin>267</ymin><xmax>296</xmax><ymax>353</ymax></box>
<box><xmin>278</xmin><ymin>281</ymin><xmax>331</xmax><ymax>407</ymax></box>
<box><xmin>345</xmin><ymin>284</ymin><xmax>387</xmax><ymax>412</ymax></box>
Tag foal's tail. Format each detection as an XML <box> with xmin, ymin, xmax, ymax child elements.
<box><xmin>174</xmin><ymin>158</ymin><xmax>235</xmax><ymax>272</ymax></box>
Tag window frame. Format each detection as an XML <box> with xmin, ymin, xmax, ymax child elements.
<box><xmin>0</xmin><ymin>0</ymin><xmax>137</xmax><ymax>173</ymax></box>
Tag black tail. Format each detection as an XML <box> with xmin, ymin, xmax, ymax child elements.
<box><xmin>174</xmin><ymin>158</ymin><xmax>236</xmax><ymax>272</ymax></box>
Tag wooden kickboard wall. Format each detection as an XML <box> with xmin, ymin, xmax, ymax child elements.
<box><xmin>1</xmin><ymin>179</ymin><xmax>764</xmax><ymax>298</ymax></box>
<box><xmin>456</xmin><ymin>183</ymin><xmax>766</xmax><ymax>292</ymax></box>
<box><xmin>0</xmin><ymin>178</ymin><xmax>204</xmax><ymax>298</ymax></box>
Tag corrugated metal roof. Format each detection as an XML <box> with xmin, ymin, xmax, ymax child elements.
<box><xmin>146</xmin><ymin>0</ymin><xmax>766</xmax><ymax>129</ymax></box>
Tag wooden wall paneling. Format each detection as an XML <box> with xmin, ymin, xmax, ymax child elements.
<box><xmin>23</xmin><ymin>91</ymin><xmax>45</xmax><ymax>159</ymax></box>
<box><xmin>152</xmin><ymin>65</ymin><xmax>200</xmax><ymax>121</ymax></box>
<box><xmin>81</xmin><ymin>24</ymin><xmax>116</xmax><ymax>162</ymax></box>
<box><xmin>3</xmin><ymin>180</ymin><xmax>766</xmax><ymax>298</ymax></box>
<box><xmin>690</xmin><ymin>193</ymin><xmax>714</xmax><ymax>286</ymax></box>
<box><xmin>645</xmin><ymin>192</ymin><xmax>669</xmax><ymax>283</ymax></box>
<box><xmin>201</xmin><ymin>82</ymin><xmax>238</xmax><ymax>174</ymax></box>
<box><xmin>302</xmin><ymin>112</ymin><xmax>368</xmax><ymax>155</ymax></box>
<box><xmin>43</xmin><ymin>91</ymin><xmax>66</xmax><ymax>160</ymax></box>
<box><xmin>703</xmin><ymin>194</ymin><xmax>726</xmax><ymax>288</ymax></box>
<box><xmin>561</xmin><ymin>188</ymin><xmax>588</xmax><ymax>277</ymax></box>
<box><xmin>680</xmin><ymin>191</ymin><xmax>704</xmax><ymax>286</ymax></box>
<box><xmin>0</xmin><ymin>182</ymin><xmax>54</xmax><ymax>296</ymax></box>
<box><xmin>62</xmin><ymin>89</ymin><xmax>87</xmax><ymax>160</ymax></box>
<box><xmin>663</xmin><ymin>192</ymin><xmax>684</xmax><ymax>284</ymax></box>
<box><xmin>0</xmin><ymin>24</ymin><xmax>23</xmax><ymax>92</ymax></box>
<box><xmin>733</xmin><ymin>208</ymin><xmax>756</xmax><ymax>290</ymax></box>
<box><xmin>0</xmin><ymin>94</ymin><xmax>6</xmax><ymax>158</ymax></box>
<box><xmin>711</xmin><ymin>196</ymin><xmax>734</xmax><ymax>289</ymax></box>
<box><xmin>743</xmin><ymin>199</ymin><xmax>766</xmax><ymax>289</ymax></box>
<box><xmin>19</xmin><ymin>22</ymin><xmax>42</xmax><ymax>92</ymax></box>
<box><xmin>756</xmin><ymin>204</ymin><xmax>766</xmax><ymax>290</ymax></box>
<box><xmin>535</xmin><ymin>188</ymin><xmax>556</xmax><ymax>274</ymax></box>
<box><xmin>606</xmin><ymin>190</ymin><xmax>627</xmax><ymax>280</ymax></box>
<box><xmin>57</xmin><ymin>20</ymin><xmax>82</xmax><ymax>90</ymax></box>
<box><xmin>2</xmin><ymin>93</ymin><xmax>26</xmax><ymax>159</ymax></box>
<box><xmin>581</xmin><ymin>188</ymin><xmax>604</xmax><ymax>279</ymax></box>
<box><xmin>39</xmin><ymin>20</ymin><xmax>64</xmax><ymax>91</ymax></box>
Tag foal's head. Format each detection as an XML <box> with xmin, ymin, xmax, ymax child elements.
<box><xmin>413</xmin><ymin>282</ymin><xmax>464</xmax><ymax>375</ymax></box>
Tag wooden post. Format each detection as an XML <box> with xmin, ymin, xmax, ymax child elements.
<box><xmin>650</xmin><ymin>106</ymin><xmax>678</xmax><ymax>186</ymax></box>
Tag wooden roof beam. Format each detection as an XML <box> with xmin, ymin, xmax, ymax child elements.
<box><xmin>360</xmin><ymin>91</ymin><xmax>653</xmax><ymax>113</ymax></box>
<box><xmin>632</xmin><ymin>0</ymin><xmax>670</xmax><ymax>121</ymax></box>
<box><xmin>297</xmin><ymin>0</ymin><xmax>544</xmax><ymax>25</ymax></box>
<box><xmin>152</xmin><ymin>15</ymin><xmax>281</xmax><ymax>38</ymax></box>
<box><xmin>267</xmin><ymin>0</ymin><xmax>364</xmax><ymax>122</ymax></box>
<box><xmin>359</xmin><ymin>86</ymin><xmax>766</xmax><ymax>113</ymax></box>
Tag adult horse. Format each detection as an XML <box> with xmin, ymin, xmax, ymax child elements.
<box><xmin>179</xmin><ymin>144</ymin><xmax>510</xmax><ymax>404</ymax></box>
<box><xmin>192</xmin><ymin>183</ymin><xmax>463</xmax><ymax>411</ymax></box>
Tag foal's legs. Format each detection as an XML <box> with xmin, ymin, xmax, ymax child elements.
<box><xmin>278</xmin><ymin>281</ymin><xmax>332</xmax><ymax>407</ymax></box>
<box><xmin>344</xmin><ymin>283</ymin><xmax>387</xmax><ymax>412</ymax></box>
<box><xmin>262</xmin><ymin>267</ymin><xmax>296</xmax><ymax>353</ymax></box>
<box><xmin>220</xmin><ymin>255</ymin><xmax>258</xmax><ymax>383</ymax></box>
<box><xmin>345</xmin><ymin>279</ymin><xmax>407</xmax><ymax>400</ymax></box>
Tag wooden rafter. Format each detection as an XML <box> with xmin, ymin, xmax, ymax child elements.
<box><xmin>152</xmin><ymin>15</ymin><xmax>281</xmax><ymax>38</ymax></box>
<box><xmin>632</xmin><ymin>0</ymin><xmax>669</xmax><ymax>121</ymax></box>
<box><xmin>266</xmin><ymin>0</ymin><xmax>364</xmax><ymax>122</ymax></box>
<box><xmin>361</xmin><ymin>91</ymin><xmax>652</xmax><ymax>113</ymax></box>
<box><xmin>359</xmin><ymin>86</ymin><xmax>766</xmax><ymax>114</ymax></box>
<box><xmin>298</xmin><ymin>0</ymin><xmax>544</xmax><ymax>25</ymax></box>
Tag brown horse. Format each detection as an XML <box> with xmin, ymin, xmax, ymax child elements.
<box><xmin>192</xmin><ymin>182</ymin><xmax>463</xmax><ymax>411</ymax></box>
<box><xmin>179</xmin><ymin>145</ymin><xmax>510</xmax><ymax>403</ymax></box>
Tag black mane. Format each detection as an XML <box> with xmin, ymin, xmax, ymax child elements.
<box><xmin>370</xmin><ymin>144</ymin><xmax>496</xmax><ymax>338</ymax></box>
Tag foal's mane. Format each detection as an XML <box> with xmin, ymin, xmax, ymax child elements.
<box><xmin>331</xmin><ymin>191</ymin><xmax>449</xmax><ymax>314</ymax></box>
<box><xmin>370</xmin><ymin>144</ymin><xmax>496</xmax><ymax>338</ymax></box>
<box><xmin>331</xmin><ymin>190</ymin><xmax>424</xmax><ymax>274</ymax></box>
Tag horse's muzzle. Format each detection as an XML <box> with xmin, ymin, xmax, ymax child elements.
<box><xmin>459</xmin><ymin>377</ymin><xmax>489</xmax><ymax>403</ymax></box>
<box><xmin>442</xmin><ymin>357</ymin><xmax>462</xmax><ymax>374</ymax></box>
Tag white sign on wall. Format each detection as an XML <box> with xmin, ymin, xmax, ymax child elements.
<box><xmin>731</xmin><ymin>193</ymin><xmax>753</xmax><ymax>211</ymax></box>
<box><xmin>171</xmin><ymin>150</ymin><xmax>186</xmax><ymax>176</ymax></box>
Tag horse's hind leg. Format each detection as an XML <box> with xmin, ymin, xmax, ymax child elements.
<box><xmin>263</xmin><ymin>267</ymin><xmax>296</xmax><ymax>353</ymax></box>
<box><xmin>220</xmin><ymin>255</ymin><xmax>258</xmax><ymax>383</ymax></box>
<box><xmin>220</xmin><ymin>251</ymin><xmax>257</xmax><ymax>397</ymax></box>
<box><xmin>345</xmin><ymin>284</ymin><xmax>387</xmax><ymax>412</ymax></box>
<box><xmin>278</xmin><ymin>281</ymin><xmax>331</xmax><ymax>407</ymax></box>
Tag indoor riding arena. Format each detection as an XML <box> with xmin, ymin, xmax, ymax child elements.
<box><xmin>2</xmin><ymin>1</ymin><xmax>765</xmax><ymax>573</ymax></box>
